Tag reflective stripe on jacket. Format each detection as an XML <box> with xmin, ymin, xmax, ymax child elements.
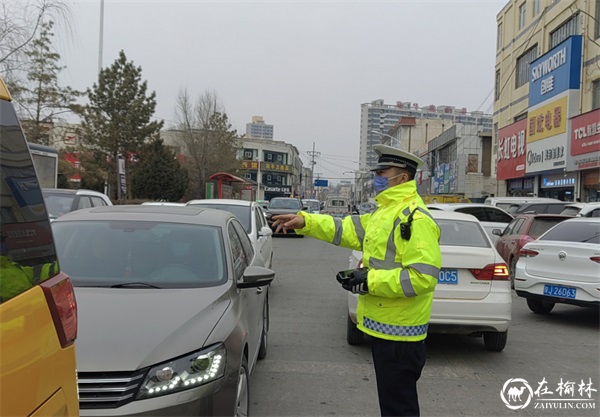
<box><xmin>296</xmin><ymin>180</ymin><xmax>441</xmax><ymax>341</ymax></box>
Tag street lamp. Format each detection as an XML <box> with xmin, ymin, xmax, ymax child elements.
<box><xmin>370</xmin><ymin>130</ymin><xmax>405</xmax><ymax>150</ymax></box>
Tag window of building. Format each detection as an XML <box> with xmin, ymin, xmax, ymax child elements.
<box><xmin>267</xmin><ymin>154</ymin><xmax>273</xmax><ymax>161</ymax></box>
<box><xmin>497</xmin><ymin>22</ymin><xmax>503</xmax><ymax>49</ymax></box>
<box><xmin>514</xmin><ymin>112</ymin><xmax>527</xmax><ymax>122</ymax></box>
<box><xmin>495</xmin><ymin>69</ymin><xmax>501</xmax><ymax>101</ymax></box>
<box><xmin>244</xmin><ymin>150</ymin><xmax>252</xmax><ymax>159</ymax></box>
<box><xmin>267</xmin><ymin>174</ymin><xmax>272</xmax><ymax>181</ymax></box>
<box><xmin>550</xmin><ymin>14</ymin><xmax>579</xmax><ymax>48</ymax></box>
<box><xmin>277</xmin><ymin>154</ymin><xmax>282</xmax><ymax>162</ymax></box>
<box><xmin>468</xmin><ymin>154</ymin><xmax>479</xmax><ymax>173</ymax></box>
<box><xmin>597</xmin><ymin>0</ymin><xmax>600</xmax><ymax>38</ymax></box>
<box><xmin>533</xmin><ymin>0</ymin><xmax>540</xmax><ymax>16</ymax></box>
<box><xmin>593</xmin><ymin>79</ymin><xmax>600</xmax><ymax>110</ymax></box>
<box><xmin>519</xmin><ymin>3</ymin><xmax>527</xmax><ymax>29</ymax></box>
<box><xmin>516</xmin><ymin>45</ymin><xmax>538</xmax><ymax>88</ymax></box>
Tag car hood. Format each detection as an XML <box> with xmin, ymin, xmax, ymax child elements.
<box><xmin>74</xmin><ymin>286</ymin><xmax>231</xmax><ymax>372</ymax></box>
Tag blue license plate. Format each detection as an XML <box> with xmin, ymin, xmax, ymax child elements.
<box><xmin>543</xmin><ymin>284</ymin><xmax>576</xmax><ymax>299</ymax></box>
<box><xmin>438</xmin><ymin>269</ymin><xmax>458</xmax><ymax>285</ymax></box>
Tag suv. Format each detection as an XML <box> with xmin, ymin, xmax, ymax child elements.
<box><xmin>0</xmin><ymin>78</ymin><xmax>79</xmax><ymax>416</ymax></box>
<box><xmin>43</xmin><ymin>188</ymin><xmax>112</xmax><ymax>220</ymax></box>
<box><xmin>508</xmin><ymin>201</ymin><xmax>568</xmax><ymax>215</ymax></box>
<box><xmin>560</xmin><ymin>202</ymin><xmax>600</xmax><ymax>217</ymax></box>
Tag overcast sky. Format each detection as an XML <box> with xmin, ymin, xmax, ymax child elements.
<box><xmin>55</xmin><ymin>0</ymin><xmax>505</xmax><ymax>182</ymax></box>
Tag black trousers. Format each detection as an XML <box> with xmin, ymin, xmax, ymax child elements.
<box><xmin>370</xmin><ymin>337</ymin><xmax>427</xmax><ymax>417</ymax></box>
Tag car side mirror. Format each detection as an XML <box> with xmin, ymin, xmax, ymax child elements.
<box><xmin>492</xmin><ymin>228</ymin><xmax>503</xmax><ymax>236</ymax></box>
<box><xmin>238</xmin><ymin>266</ymin><xmax>275</xmax><ymax>289</ymax></box>
<box><xmin>301</xmin><ymin>206</ymin><xmax>308</xmax><ymax>211</ymax></box>
<box><xmin>258</xmin><ymin>226</ymin><xmax>273</xmax><ymax>237</ymax></box>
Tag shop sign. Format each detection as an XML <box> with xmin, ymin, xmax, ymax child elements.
<box><xmin>264</xmin><ymin>186</ymin><xmax>291</xmax><ymax>193</ymax></box>
<box><xmin>497</xmin><ymin>119</ymin><xmax>527</xmax><ymax>180</ymax></box>
<box><xmin>570</xmin><ymin>109</ymin><xmax>600</xmax><ymax>156</ymax></box>
<box><xmin>540</xmin><ymin>172</ymin><xmax>577</xmax><ymax>188</ymax></box>
<box><xmin>529</xmin><ymin>35</ymin><xmax>582</xmax><ymax>107</ymax></box>
<box><xmin>241</xmin><ymin>160</ymin><xmax>259</xmax><ymax>170</ymax></box>
<box><xmin>263</xmin><ymin>162</ymin><xmax>291</xmax><ymax>172</ymax></box>
<box><xmin>526</xmin><ymin>134</ymin><xmax>567</xmax><ymax>173</ymax></box>
<box><xmin>527</xmin><ymin>96</ymin><xmax>567</xmax><ymax>143</ymax></box>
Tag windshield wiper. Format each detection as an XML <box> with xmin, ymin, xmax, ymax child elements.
<box><xmin>111</xmin><ymin>282</ymin><xmax>161</xmax><ymax>289</ymax></box>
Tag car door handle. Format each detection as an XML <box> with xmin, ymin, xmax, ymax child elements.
<box><xmin>256</xmin><ymin>287</ymin><xmax>264</xmax><ymax>294</ymax></box>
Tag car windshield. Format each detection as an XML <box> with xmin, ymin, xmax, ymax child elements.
<box><xmin>188</xmin><ymin>203</ymin><xmax>251</xmax><ymax>233</ymax></box>
<box><xmin>303</xmin><ymin>200</ymin><xmax>320</xmax><ymax>211</ymax></box>
<box><xmin>43</xmin><ymin>193</ymin><xmax>75</xmax><ymax>218</ymax></box>
<box><xmin>52</xmin><ymin>221</ymin><xmax>226</xmax><ymax>288</ymax></box>
<box><xmin>528</xmin><ymin>218</ymin><xmax>568</xmax><ymax>238</ymax></box>
<box><xmin>268</xmin><ymin>198</ymin><xmax>301</xmax><ymax>210</ymax></box>
<box><xmin>437</xmin><ymin>219</ymin><xmax>491</xmax><ymax>248</ymax></box>
<box><xmin>540</xmin><ymin>221</ymin><xmax>600</xmax><ymax>243</ymax></box>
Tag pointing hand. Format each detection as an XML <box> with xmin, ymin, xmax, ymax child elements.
<box><xmin>271</xmin><ymin>214</ymin><xmax>305</xmax><ymax>234</ymax></box>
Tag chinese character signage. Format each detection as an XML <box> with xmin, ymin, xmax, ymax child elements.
<box><xmin>529</xmin><ymin>35</ymin><xmax>582</xmax><ymax>107</ymax></box>
<box><xmin>241</xmin><ymin>161</ymin><xmax>259</xmax><ymax>170</ymax></box>
<box><xmin>527</xmin><ymin>96</ymin><xmax>567</xmax><ymax>143</ymax></box>
<box><xmin>568</xmin><ymin>108</ymin><xmax>600</xmax><ymax>170</ymax></box>
<box><xmin>241</xmin><ymin>161</ymin><xmax>292</xmax><ymax>173</ymax></box>
<box><xmin>497</xmin><ymin>119</ymin><xmax>527</xmax><ymax>180</ymax></box>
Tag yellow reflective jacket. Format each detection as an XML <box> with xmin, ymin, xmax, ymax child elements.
<box><xmin>297</xmin><ymin>180</ymin><xmax>441</xmax><ymax>341</ymax></box>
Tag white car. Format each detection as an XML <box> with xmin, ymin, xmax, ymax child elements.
<box><xmin>560</xmin><ymin>202</ymin><xmax>600</xmax><ymax>218</ymax></box>
<box><xmin>186</xmin><ymin>199</ymin><xmax>274</xmax><ymax>268</ymax></box>
<box><xmin>514</xmin><ymin>218</ymin><xmax>600</xmax><ymax>314</ymax></box>
<box><xmin>427</xmin><ymin>203</ymin><xmax>514</xmax><ymax>244</ymax></box>
<box><xmin>347</xmin><ymin>210</ymin><xmax>511</xmax><ymax>351</ymax></box>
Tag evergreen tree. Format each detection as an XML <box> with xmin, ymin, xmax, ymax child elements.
<box><xmin>131</xmin><ymin>138</ymin><xmax>188</xmax><ymax>201</ymax></box>
<box><xmin>12</xmin><ymin>20</ymin><xmax>80</xmax><ymax>144</ymax></box>
<box><xmin>78</xmin><ymin>50</ymin><xmax>163</xmax><ymax>200</ymax></box>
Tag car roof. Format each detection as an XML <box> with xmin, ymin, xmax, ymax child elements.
<box><xmin>52</xmin><ymin>204</ymin><xmax>235</xmax><ymax>227</ymax></box>
<box><xmin>427</xmin><ymin>203</ymin><xmax>506</xmax><ymax>210</ymax></box>
<box><xmin>186</xmin><ymin>198</ymin><xmax>254</xmax><ymax>207</ymax></box>
<box><xmin>42</xmin><ymin>188</ymin><xmax>107</xmax><ymax>197</ymax></box>
<box><xmin>560</xmin><ymin>217</ymin><xmax>600</xmax><ymax>224</ymax></box>
<box><xmin>429</xmin><ymin>210</ymin><xmax>480</xmax><ymax>222</ymax></box>
<box><xmin>513</xmin><ymin>213</ymin><xmax>574</xmax><ymax>219</ymax></box>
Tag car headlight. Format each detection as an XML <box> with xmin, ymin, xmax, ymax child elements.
<box><xmin>136</xmin><ymin>344</ymin><xmax>226</xmax><ymax>399</ymax></box>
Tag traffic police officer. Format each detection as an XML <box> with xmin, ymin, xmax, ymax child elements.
<box><xmin>272</xmin><ymin>145</ymin><xmax>442</xmax><ymax>417</ymax></box>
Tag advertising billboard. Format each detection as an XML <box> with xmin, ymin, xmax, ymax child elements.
<box><xmin>568</xmin><ymin>108</ymin><xmax>600</xmax><ymax>170</ymax></box>
<box><xmin>528</xmin><ymin>35</ymin><xmax>582</xmax><ymax>108</ymax></box>
<box><xmin>497</xmin><ymin>118</ymin><xmax>527</xmax><ymax>180</ymax></box>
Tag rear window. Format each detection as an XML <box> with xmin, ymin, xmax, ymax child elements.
<box><xmin>560</xmin><ymin>206</ymin><xmax>581</xmax><ymax>216</ymax></box>
<box><xmin>329</xmin><ymin>199</ymin><xmax>347</xmax><ymax>207</ymax></box>
<box><xmin>0</xmin><ymin>99</ymin><xmax>59</xmax><ymax>303</ymax></box>
<box><xmin>528</xmin><ymin>218</ymin><xmax>568</xmax><ymax>238</ymax></box>
<box><xmin>437</xmin><ymin>219</ymin><xmax>491</xmax><ymax>248</ymax></box>
<box><xmin>187</xmin><ymin>203</ymin><xmax>251</xmax><ymax>233</ymax></box>
<box><xmin>43</xmin><ymin>193</ymin><xmax>75</xmax><ymax>218</ymax></box>
<box><xmin>540</xmin><ymin>221</ymin><xmax>600</xmax><ymax>244</ymax></box>
<box><xmin>302</xmin><ymin>200</ymin><xmax>320</xmax><ymax>211</ymax></box>
<box><xmin>52</xmin><ymin>221</ymin><xmax>226</xmax><ymax>288</ymax></box>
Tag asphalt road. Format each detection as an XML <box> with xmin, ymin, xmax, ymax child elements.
<box><xmin>250</xmin><ymin>236</ymin><xmax>599</xmax><ymax>417</ymax></box>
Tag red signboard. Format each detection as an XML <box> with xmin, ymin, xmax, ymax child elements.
<box><xmin>571</xmin><ymin>109</ymin><xmax>600</xmax><ymax>156</ymax></box>
<box><xmin>497</xmin><ymin>119</ymin><xmax>527</xmax><ymax>180</ymax></box>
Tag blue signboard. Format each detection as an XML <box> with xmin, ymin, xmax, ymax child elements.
<box><xmin>314</xmin><ymin>179</ymin><xmax>328</xmax><ymax>187</ymax></box>
<box><xmin>528</xmin><ymin>35</ymin><xmax>582</xmax><ymax>107</ymax></box>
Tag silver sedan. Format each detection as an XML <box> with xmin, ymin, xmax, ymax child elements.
<box><xmin>52</xmin><ymin>205</ymin><xmax>274</xmax><ymax>416</ymax></box>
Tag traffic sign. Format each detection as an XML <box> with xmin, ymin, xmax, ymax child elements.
<box><xmin>314</xmin><ymin>179</ymin><xmax>328</xmax><ymax>187</ymax></box>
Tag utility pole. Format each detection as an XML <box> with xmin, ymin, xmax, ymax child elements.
<box><xmin>307</xmin><ymin>142</ymin><xmax>320</xmax><ymax>198</ymax></box>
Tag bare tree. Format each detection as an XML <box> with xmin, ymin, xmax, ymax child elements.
<box><xmin>0</xmin><ymin>0</ymin><xmax>72</xmax><ymax>80</ymax></box>
<box><xmin>173</xmin><ymin>89</ymin><xmax>239</xmax><ymax>198</ymax></box>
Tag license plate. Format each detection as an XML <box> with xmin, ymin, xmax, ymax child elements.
<box><xmin>543</xmin><ymin>284</ymin><xmax>577</xmax><ymax>299</ymax></box>
<box><xmin>438</xmin><ymin>269</ymin><xmax>458</xmax><ymax>285</ymax></box>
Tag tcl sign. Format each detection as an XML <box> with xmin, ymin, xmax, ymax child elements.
<box><xmin>497</xmin><ymin>119</ymin><xmax>527</xmax><ymax>180</ymax></box>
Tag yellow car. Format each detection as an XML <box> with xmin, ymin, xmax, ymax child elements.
<box><xmin>0</xmin><ymin>78</ymin><xmax>79</xmax><ymax>416</ymax></box>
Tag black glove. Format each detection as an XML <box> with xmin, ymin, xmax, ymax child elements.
<box><xmin>342</xmin><ymin>268</ymin><xmax>369</xmax><ymax>295</ymax></box>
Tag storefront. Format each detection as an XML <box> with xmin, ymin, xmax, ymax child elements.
<box><xmin>507</xmin><ymin>176</ymin><xmax>535</xmax><ymax>196</ymax></box>
<box><xmin>538</xmin><ymin>171</ymin><xmax>577</xmax><ymax>201</ymax></box>
<box><xmin>568</xmin><ymin>109</ymin><xmax>600</xmax><ymax>202</ymax></box>
<box><xmin>497</xmin><ymin>119</ymin><xmax>527</xmax><ymax>195</ymax></box>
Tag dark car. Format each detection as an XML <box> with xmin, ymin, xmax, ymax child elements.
<box><xmin>508</xmin><ymin>202</ymin><xmax>568</xmax><ymax>215</ymax></box>
<box><xmin>264</xmin><ymin>197</ymin><xmax>306</xmax><ymax>236</ymax></box>
<box><xmin>493</xmin><ymin>214</ymin><xmax>573</xmax><ymax>286</ymax></box>
<box><xmin>42</xmin><ymin>188</ymin><xmax>112</xmax><ymax>220</ymax></box>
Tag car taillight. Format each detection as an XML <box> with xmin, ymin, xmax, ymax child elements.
<box><xmin>519</xmin><ymin>248</ymin><xmax>539</xmax><ymax>258</ymax></box>
<box><xmin>358</xmin><ymin>258</ymin><xmax>364</xmax><ymax>268</ymax></box>
<box><xmin>590</xmin><ymin>256</ymin><xmax>600</xmax><ymax>264</ymax></box>
<box><xmin>469</xmin><ymin>263</ymin><xmax>509</xmax><ymax>280</ymax></box>
<box><xmin>518</xmin><ymin>235</ymin><xmax>534</xmax><ymax>248</ymax></box>
<box><xmin>40</xmin><ymin>273</ymin><xmax>78</xmax><ymax>348</ymax></box>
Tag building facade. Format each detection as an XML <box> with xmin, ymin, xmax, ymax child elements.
<box><xmin>245</xmin><ymin>116</ymin><xmax>274</xmax><ymax>140</ymax></box>
<box><xmin>238</xmin><ymin>137</ymin><xmax>303</xmax><ymax>201</ymax></box>
<box><xmin>419</xmin><ymin>124</ymin><xmax>496</xmax><ymax>201</ymax></box>
<box><xmin>494</xmin><ymin>0</ymin><xmax>600</xmax><ymax>202</ymax></box>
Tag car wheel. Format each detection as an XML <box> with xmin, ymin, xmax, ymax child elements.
<box><xmin>527</xmin><ymin>298</ymin><xmax>555</xmax><ymax>314</ymax></box>
<box><xmin>346</xmin><ymin>314</ymin><xmax>365</xmax><ymax>345</ymax></box>
<box><xmin>258</xmin><ymin>299</ymin><xmax>269</xmax><ymax>360</ymax></box>
<box><xmin>509</xmin><ymin>258</ymin><xmax>516</xmax><ymax>289</ymax></box>
<box><xmin>483</xmin><ymin>331</ymin><xmax>508</xmax><ymax>352</ymax></box>
<box><xmin>235</xmin><ymin>356</ymin><xmax>250</xmax><ymax>417</ymax></box>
